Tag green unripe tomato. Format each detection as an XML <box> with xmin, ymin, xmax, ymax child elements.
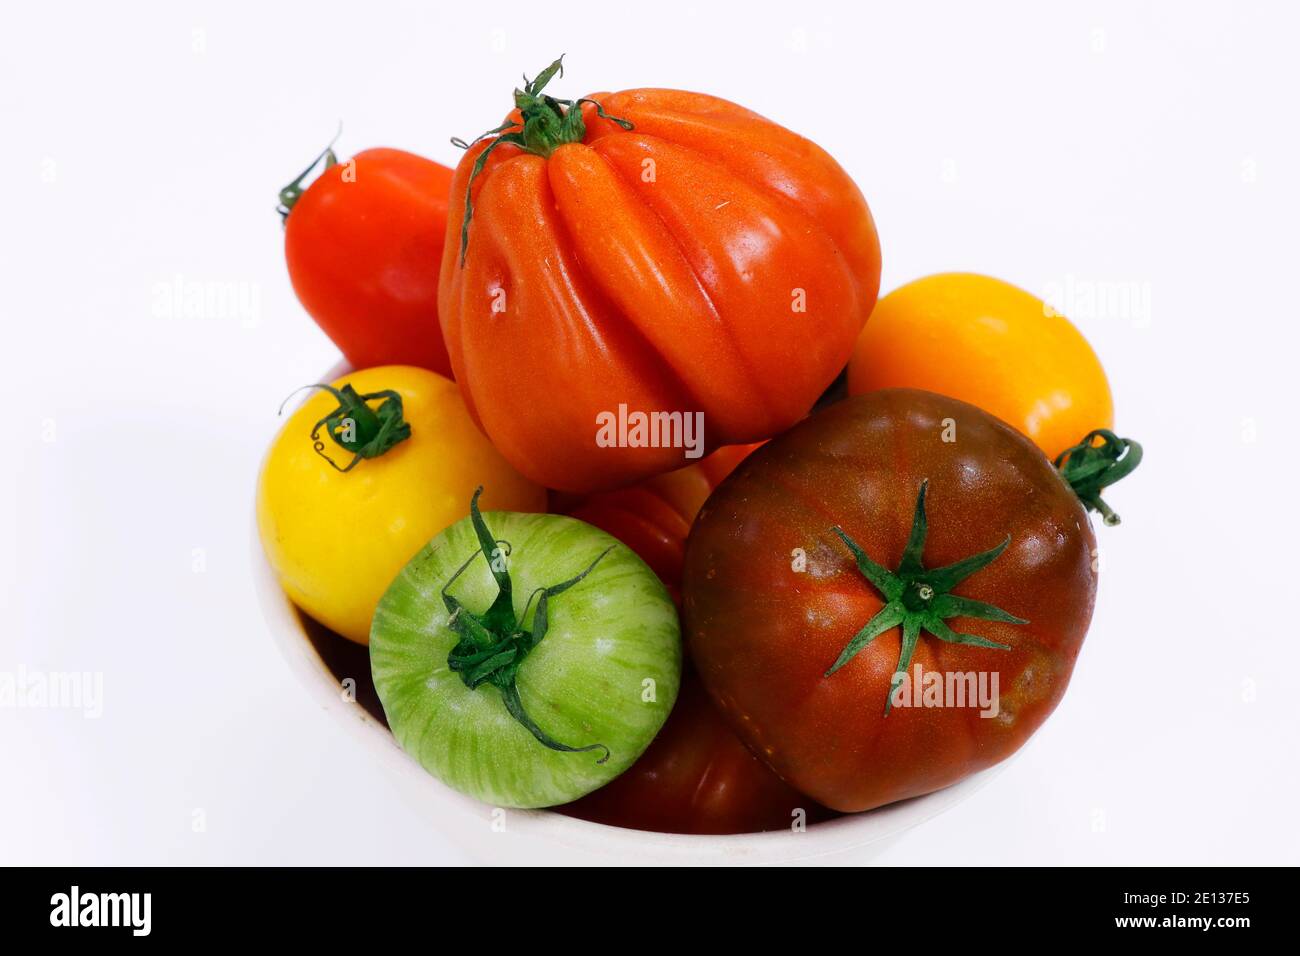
<box><xmin>370</xmin><ymin>492</ymin><xmax>681</xmax><ymax>808</ymax></box>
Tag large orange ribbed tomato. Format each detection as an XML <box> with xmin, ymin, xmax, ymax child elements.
<box><xmin>438</xmin><ymin>58</ymin><xmax>881</xmax><ymax>493</ymax></box>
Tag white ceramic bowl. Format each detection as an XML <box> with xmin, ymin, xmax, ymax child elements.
<box><xmin>252</xmin><ymin>365</ymin><xmax>1002</xmax><ymax>865</ymax></box>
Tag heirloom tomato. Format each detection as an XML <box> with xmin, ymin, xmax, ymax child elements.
<box><xmin>370</xmin><ymin>491</ymin><xmax>681</xmax><ymax>808</ymax></box>
<box><xmin>439</xmin><ymin>58</ymin><xmax>881</xmax><ymax>492</ymax></box>
<box><xmin>557</xmin><ymin>443</ymin><xmax>832</xmax><ymax>834</ymax></box>
<box><xmin>256</xmin><ymin>366</ymin><xmax>544</xmax><ymax>644</ymax></box>
<box><xmin>281</xmin><ymin>145</ymin><xmax>455</xmax><ymax>374</ymax></box>
<box><xmin>561</xmin><ymin>669</ymin><xmax>831</xmax><ymax>834</ymax></box>
<box><xmin>684</xmin><ymin>389</ymin><xmax>1098</xmax><ymax>813</ymax></box>
<box><xmin>847</xmin><ymin>273</ymin><xmax>1112</xmax><ymax>461</ymax></box>
<box><xmin>560</xmin><ymin>443</ymin><xmax>756</xmax><ymax>606</ymax></box>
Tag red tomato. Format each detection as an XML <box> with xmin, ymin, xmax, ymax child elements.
<box><xmin>438</xmin><ymin>59</ymin><xmax>881</xmax><ymax>492</ymax></box>
<box><xmin>685</xmin><ymin>390</ymin><xmax>1097</xmax><ymax>813</ymax></box>
<box><xmin>560</xmin><ymin>670</ymin><xmax>832</xmax><ymax>835</ymax></box>
<box><xmin>282</xmin><ymin>147</ymin><xmax>454</xmax><ymax>375</ymax></box>
<box><xmin>560</xmin><ymin>444</ymin><xmax>756</xmax><ymax>606</ymax></box>
<box><xmin>558</xmin><ymin>443</ymin><xmax>834</xmax><ymax>833</ymax></box>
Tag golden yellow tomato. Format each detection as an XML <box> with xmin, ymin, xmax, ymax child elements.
<box><xmin>847</xmin><ymin>273</ymin><xmax>1113</xmax><ymax>460</ymax></box>
<box><xmin>257</xmin><ymin>365</ymin><xmax>546</xmax><ymax>644</ymax></box>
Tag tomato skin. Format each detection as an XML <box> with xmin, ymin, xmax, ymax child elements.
<box><xmin>560</xmin><ymin>444</ymin><xmax>756</xmax><ymax>606</ymax></box>
<box><xmin>439</xmin><ymin>90</ymin><xmax>881</xmax><ymax>493</ymax></box>
<box><xmin>256</xmin><ymin>366</ymin><xmax>545</xmax><ymax>644</ymax></box>
<box><xmin>560</xmin><ymin>669</ymin><xmax>832</xmax><ymax>834</ymax></box>
<box><xmin>684</xmin><ymin>389</ymin><xmax>1097</xmax><ymax>813</ymax></box>
<box><xmin>285</xmin><ymin>149</ymin><xmax>454</xmax><ymax>375</ymax></box>
<box><xmin>847</xmin><ymin>273</ymin><xmax>1113</xmax><ymax>460</ymax></box>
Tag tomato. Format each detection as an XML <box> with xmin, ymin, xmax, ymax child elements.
<box><xmin>684</xmin><ymin>390</ymin><xmax>1097</xmax><ymax>813</ymax></box>
<box><xmin>256</xmin><ymin>366</ymin><xmax>544</xmax><ymax>645</ymax></box>
<box><xmin>370</xmin><ymin>492</ymin><xmax>681</xmax><ymax>808</ymax></box>
<box><xmin>559</xmin><ymin>443</ymin><xmax>756</xmax><ymax>606</ymax></box>
<box><xmin>438</xmin><ymin>58</ymin><xmax>881</xmax><ymax>493</ymax></box>
<box><xmin>281</xmin><ymin>146</ymin><xmax>455</xmax><ymax>375</ymax></box>
<box><xmin>557</xmin><ymin>442</ymin><xmax>833</xmax><ymax>834</ymax></box>
<box><xmin>847</xmin><ymin>273</ymin><xmax>1113</xmax><ymax>461</ymax></box>
<box><xmin>560</xmin><ymin>668</ymin><xmax>831</xmax><ymax>834</ymax></box>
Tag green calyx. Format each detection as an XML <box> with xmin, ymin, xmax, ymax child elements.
<box><xmin>276</xmin><ymin>125</ymin><xmax>341</xmax><ymax>222</ymax></box>
<box><xmin>441</xmin><ymin>488</ymin><xmax>612</xmax><ymax>763</ymax></box>
<box><xmin>280</xmin><ymin>383</ymin><xmax>411</xmax><ymax>473</ymax></box>
<box><xmin>826</xmin><ymin>481</ymin><xmax>1026</xmax><ymax>715</ymax></box>
<box><xmin>451</xmin><ymin>55</ymin><xmax>634</xmax><ymax>266</ymax></box>
<box><xmin>1055</xmin><ymin>429</ymin><xmax>1143</xmax><ymax>526</ymax></box>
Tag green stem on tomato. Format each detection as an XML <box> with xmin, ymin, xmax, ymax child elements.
<box><xmin>276</xmin><ymin>125</ymin><xmax>342</xmax><ymax>222</ymax></box>
<box><xmin>450</xmin><ymin>56</ymin><xmax>634</xmax><ymax>265</ymax></box>
<box><xmin>1054</xmin><ymin>429</ymin><xmax>1143</xmax><ymax>526</ymax></box>
<box><xmin>825</xmin><ymin>481</ymin><xmax>1026</xmax><ymax>715</ymax></box>
<box><xmin>440</xmin><ymin>487</ymin><xmax>612</xmax><ymax>763</ymax></box>
<box><xmin>278</xmin><ymin>382</ymin><xmax>411</xmax><ymax>473</ymax></box>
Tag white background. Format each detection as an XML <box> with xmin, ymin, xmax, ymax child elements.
<box><xmin>3</xmin><ymin>0</ymin><xmax>1297</xmax><ymax>865</ymax></box>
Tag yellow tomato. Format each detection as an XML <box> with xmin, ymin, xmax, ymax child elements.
<box><xmin>257</xmin><ymin>365</ymin><xmax>546</xmax><ymax>644</ymax></box>
<box><xmin>847</xmin><ymin>273</ymin><xmax>1113</xmax><ymax>460</ymax></box>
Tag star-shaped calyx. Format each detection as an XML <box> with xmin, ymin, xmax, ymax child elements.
<box><xmin>441</xmin><ymin>487</ymin><xmax>612</xmax><ymax>762</ymax></box>
<box><xmin>825</xmin><ymin>481</ymin><xmax>1028</xmax><ymax>714</ymax></box>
